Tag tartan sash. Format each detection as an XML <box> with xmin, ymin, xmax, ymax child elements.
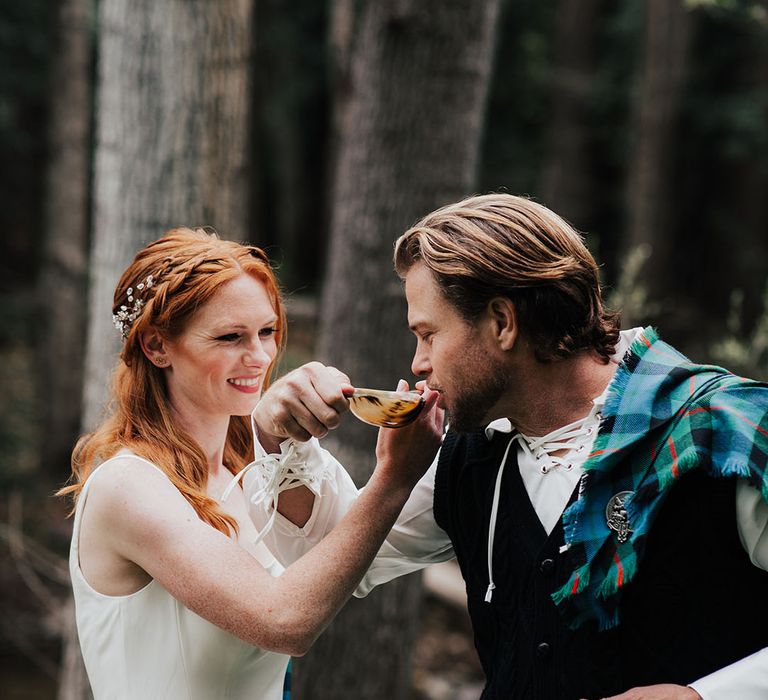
<box><xmin>283</xmin><ymin>659</ymin><xmax>292</xmax><ymax>700</ymax></box>
<box><xmin>552</xmin><ymin>327</ymin><xmax>768</xmax><ymax>630</ymax></box>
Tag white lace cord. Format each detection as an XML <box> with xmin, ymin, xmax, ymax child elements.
<box><xmin>511</xmin><ymin>415</ymin><xmax>598</xmax><ymax>474</ymax></box>
<box><xmin>484</xmin><ymin>412</ymin><xmax>600</xmax><ymax>602</ymax></box>
<box><xmin>222</xmin><ymin>427</ymin><xmax>338</xmax><ymax>546</ymax></box>
<box><xmin>485</xmin><ymin>437</ymin><xmax>516</xmax><ymax>603</ymax></box>
<box><xmin>220</xmin><ymin>455</ymin><xmax>277</xmax><ymax>545</ymax></box>
<box><xmin>221</xmin><ymin>441</ymin><xmax>311</xmax><ymax>546</ymax></box>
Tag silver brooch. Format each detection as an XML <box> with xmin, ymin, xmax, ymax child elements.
<box><xmin>605</xmin><ymin>490</ymin><xmax>634</xmax><ymax>544</ymax></box>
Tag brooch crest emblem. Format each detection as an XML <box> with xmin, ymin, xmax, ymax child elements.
<box><xmin>605</xmin><ymin>490</ymin><xmax>634</xmax><ymax>544</ymax></box>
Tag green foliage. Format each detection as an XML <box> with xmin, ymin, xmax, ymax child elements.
<box><xmin>0</xmin><ymin>292</ymin><xmax>41</xmax><ymax>487</ymax></box>
<box><xmin>605</xmin><ymin>244</ymin><xmax>660</xmax><ymax>326</ymax></box>
<box><xmin>687</xmin><ymin>0</ymin><xmax>768</xmax><ymax>27</ymax></box>
<box><xmin>0</xmin><ymin>0</ymin><xmax>56</xmax><ymax>291</ymax></box>
<box><xmin>478</xmin><ymin>0</ymin><xmax>557</xmax><ymax>195</ymax></box>
<box><xmin>710</xmin><ymin>282</ymin><xmax>768</xmax><ymax>379</ymax></box>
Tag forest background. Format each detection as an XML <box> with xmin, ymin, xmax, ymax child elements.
<box><xmin>1</xmin><ymin>0</ymin><xmax>767</xmax><ymax>698</ymax></box>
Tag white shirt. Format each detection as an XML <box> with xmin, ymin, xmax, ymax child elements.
<box><xmin>249</xmin><ymin>328</ymin><xmax>768</xmax><ymax>699</ymax></box>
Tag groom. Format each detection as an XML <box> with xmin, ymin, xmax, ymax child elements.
<box><xmin>253</xmin><ymin>194</ymin><xmax>768</xmax><ymax>700</ymax></box>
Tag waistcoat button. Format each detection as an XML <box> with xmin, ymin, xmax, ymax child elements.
<box><xmin>539</xmin><ymin>558</ymin><xmax>555</xmax><ymax>575</ymax></box>
<box><xmin>536</xmin><ymin>642</ymin><xmax>551</xmax><ymax>659</ymax></box>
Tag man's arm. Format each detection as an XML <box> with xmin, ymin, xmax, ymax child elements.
<box><xmin>355</xmin><ymin>458</ymin><xmax>454</xmax><ymax>596</ymax></box>
<box><xmin>248</xmin><ymin>362</ymin><xmax>454</xmax><ymax>581</ymax></box>
<box><xmin>247</xmin><ymin>422</ymin><xmax>454</xmax><ymax>580</ymax></box>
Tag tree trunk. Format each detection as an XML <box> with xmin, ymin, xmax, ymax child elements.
<box><xmin>296</xmin><ymin>2</ymin><xmax>501</xmax><ymax>698</ymax></box>
<box><xmin>64</xmin><ymin>3</ymin><xmax>254</xmax><ymax>698</ymax></box>
<box><xmin>720</xmin><ymin>28</ymin><xmax>768</xmax><ymax>330</ymax></box>
<box><xmin>538</xmin><ymin>0</ymin><xmax>602</xmax><ymax>231</ymax></box>
<box><xmin>624</xmin><ymin>0</ymin><xmax>692</xmax><ymax>310</ymax></box>
<box><xmin>253</xmin><ymin>0</ymin><xmax>329</xmax><ymax>289</ymax></box>
<box><xmin>42</xmin><ymin>1</ymin><xmax>94</xmax><ymax>697</ymax></box>
<box><xmin>39</xmin><ymin>0</ymin><xmax>93</xmax><ymax>482</ymax></box>
<box><xmin>83</xmin><ymin>0</ymin><xmax>254</xmax><ymax>431</ymax></box>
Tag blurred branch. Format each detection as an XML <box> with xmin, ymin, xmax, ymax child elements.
<box><xmin>1</xmin><ymin>491</ymin><xmax>71</xmax><ymax>681</ymax></box>
<box><xmin>0</xmin><ymin>614</ymin><xmax>60</xmax><ymax>680</ymax></box>
<box><xmin>711</xmin><ymin>280</ymin><xmax>768</xmax><ymax>378</ymax></box>
<box><xmin>606</xmin><ymin>243</ymin><xmax>660</xmax><ymax>327</ymax></box>
<box><xmin>6</xmin><ymin>491</ymin><xmax>71</xmax><ymax>593</ymax></box>
<box><xmin>686</xmin><ymin>0</ymin><xmax>768</xmax><ymax>27</ymax></box>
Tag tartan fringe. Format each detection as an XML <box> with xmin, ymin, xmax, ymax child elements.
<box><xmin>600</xmin><ymin>357</ymin><xmax>634</xmax><ymax>435</ymax></box>
<box><xmin>719</xmin><ymin>458</ymin><xmax>753</xmax><ymax>481</ymax></box>
<box><xmin>552</xmin><ymin>326</ymin><xmax>768</xmax><ymax>630</ymax></box>
<box><xmin>597</xmin><ymin>554</ymin><xmax>637</xmax><ymax>600</ymax></box>
<box><xmin>551</xmin><ymin>564</ymin><xmax>591</xmax><ymax>605</ymax></box>
<box><xmin>597</xmin><ymin>607</ymin><xmax>621</xmax><ymax>631</ymax></box>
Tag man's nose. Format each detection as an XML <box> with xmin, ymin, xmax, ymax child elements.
<box><xmin>411</xmin><ymin>345</ymin><xmax>430</xmax><ymax>378</ymax></box>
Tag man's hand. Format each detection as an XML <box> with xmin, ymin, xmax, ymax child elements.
<box><xmin>373</xmin><ymin>380</ymin><xmax>445</xmax><ymax>492</ymax></box>
<box><xmin>253</xmin><ymin>362</ymin><xmax>353</xmax><ymax>452</ymax></box>
<box><xmin>587</xmin><ymin>685</ymin><xmax>702</xmax><ymax>700</ymax></box>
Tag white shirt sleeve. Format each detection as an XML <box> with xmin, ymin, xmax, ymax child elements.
<box><xmin>689</xmin><ymin>649</ymin><xmax>768</xmax><ymax>700</ymax></box>
<box><xmin>355</xmin><ymin>457</ymin><xmax>455</xmax><ymax>597</ymax></box>
<box><xmin>687</xmin><ymin>479</ymin><xmax>768</xmax><ymax>699</ymax></box>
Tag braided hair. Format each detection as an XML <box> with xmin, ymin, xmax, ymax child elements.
<box><xmin>59</xmin><ymin>228</ymin><xmax>286</xmax><ymax>536</ymax></box>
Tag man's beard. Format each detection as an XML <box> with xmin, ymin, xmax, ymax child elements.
<box><xmin>447</xmin><ymin>358</ymin><xmax>507</xmax><ymax>433</ymax></box>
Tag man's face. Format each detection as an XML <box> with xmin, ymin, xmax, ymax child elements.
<box><xmin>404</xmin><ymin>262</ymin><xmax>507</xmax><ymax>432</ymax></box>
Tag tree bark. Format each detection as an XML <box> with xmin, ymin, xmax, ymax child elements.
<box><xmin>83</xmin><ymin>0</ymin><xmax>254</xmax><ymax>431</ymax></box>
<box><xmin>624</xmin><ymin>0</ymin><xmax>692</xmax><ymax>308</ymax></box>
<box><xmin>64</xmin><ymin>3</ymin><xmax>254</xmax><ymax>699</ymax></box>
<box><xmin>539</xmin><ymin>0</ymin><xmax>602</xmax><ymax>230</ymax></box>
<box><xmin>39</xmin><ymin>0</ymin><xmax>93</xmax><ymax>482</ymax></box>
<box><xmin>42</xmin><ymin>1</ymin><xmax>94</xmax><ymax>697</ymax></box>
<box><xmin>253</xmin><ymin>0</ymin><xmax>329</xmax><ymax>289</ymax></box>
<box><xmin>296</xmin><ymin>2</ymin><xmax>501</xmax><ymax>698</ymax></box>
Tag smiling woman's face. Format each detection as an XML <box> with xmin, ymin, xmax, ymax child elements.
<box><xmin>162</xmin><ymin>273</ymin><xmax>280</xmax><ymax>420</ymax></box>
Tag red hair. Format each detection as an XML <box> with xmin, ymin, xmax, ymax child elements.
<box><xmin>58</xmin><ymin>228</ymin><xmax>287</xmax><ymax>535</ymax></box>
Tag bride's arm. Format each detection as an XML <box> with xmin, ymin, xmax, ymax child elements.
<box><xmin>84</xmin><ymin>391</ymin><xmax>442</xmax><ymax>656</ymax></box>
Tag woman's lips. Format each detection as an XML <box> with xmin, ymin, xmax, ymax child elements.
<box><xmin>227</xmin><ymin>377</ymin><xmax>261</xmax><ymax>394</ymax></box>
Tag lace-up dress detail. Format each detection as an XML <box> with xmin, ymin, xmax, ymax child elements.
<box><xmin>222</xmin><ymin>424</ymin><xmax>338</xmax><ymax>547</ymax></box>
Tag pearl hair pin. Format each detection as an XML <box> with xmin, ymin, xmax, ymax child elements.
<box><xmin>112</xmin><ymin>274</ymin><xmax>155</xmax><ymax>340</ymax></box>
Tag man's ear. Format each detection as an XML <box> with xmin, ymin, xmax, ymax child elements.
<box><xmin>139</xmin><ymin>328</ymin><xmax>171</xmax><ymax>368</ymax></box>
<box><xmin>486</xmin><ymin>297</ymin><xmax>517</xmax><ymax>350</ymax></box>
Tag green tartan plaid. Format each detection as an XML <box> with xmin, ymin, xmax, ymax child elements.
<box><xmin>283</xmin><ymin>659</ymin><xmax>291</xmax><ymax>700</ymax></box>
<box><xmin>552</xmin><ymin>327</ymin><xmax>768</xmax><ymax>630</ymax></box>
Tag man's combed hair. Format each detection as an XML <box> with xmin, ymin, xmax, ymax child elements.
<box><xmin>394</xmin><ymin>194</ymin><xmax>620</xmax><ymax>363</ymax></box>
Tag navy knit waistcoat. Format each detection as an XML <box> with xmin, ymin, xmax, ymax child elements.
<box><xmin>433</xmin><ymin>429</ymin><xmax>768</xmax><ymax>700</ymax></box>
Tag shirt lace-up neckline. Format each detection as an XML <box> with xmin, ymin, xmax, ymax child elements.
<box><xmin>483</xmin><ymin>402</ymin><xmax>607</xmax><ymax>603</ymax></box>
<box><xmin>511</xmin><ymin>412</ymin><xmax>602</xmax><ymax>474</ymax></box>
